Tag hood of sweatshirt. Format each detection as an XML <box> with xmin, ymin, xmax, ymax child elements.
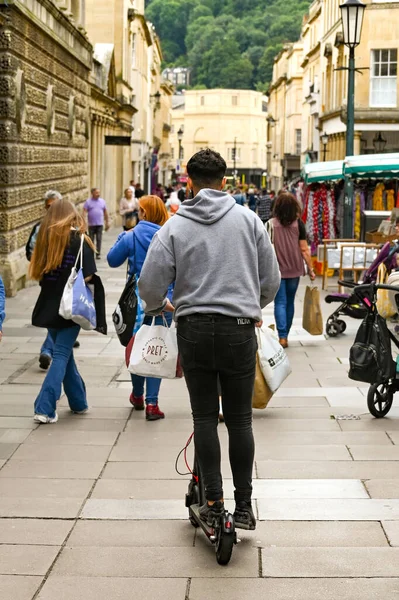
<box><xmin>176</xmin><ymin>188</ymin><xmax>236</xmax><ymax>225</ymax></box>
<box><xmin>134</xmin><ymin>220</ymin><xmax>160</xmax><ymax>253</ymax></box>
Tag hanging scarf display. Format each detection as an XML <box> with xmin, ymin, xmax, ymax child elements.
<box><xmin>373</xmin><ymin>183</ymin><xmax>385</xmax><ymax>211</ymax></box>
<box><xmin>387</xmin><ymin>189</ymin><xmax>395</xmax><ymax>212</ymax></box>
<box><xmin>304</xmin><ymin>184</ymin><xmax>337</xmax><ymax>252</ymax></box>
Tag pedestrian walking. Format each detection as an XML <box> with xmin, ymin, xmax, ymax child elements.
<box><xmin>84</xmin><ymin>188</ymin><xmax>109</xmax><ymax>259</ymax></box>
<box><xmin>134</xmin><ymin>183</ymin><xmax>145</xmax><ymax>199</ymax></box>
<box><xmin>26</xmin><ymin>190</ymin><xmax>80</xmax><ymax>370</ymax></box>
<box><xmin>247</xmin><ymin>186</ymin><xmax>257</xmax><ymax>212</ymax></box>
<box><xmin>232</xmin><ymin>188</ymin><xmax>246</xmax><ymax>206</ymax></box>
<box><xmin>120</xmin><ymin>188</ymin><xmax>139</xmax><ymax>231</ymax></box>
<box><xmin>138</xmin><ymin>149</ymin><xmax>280</xmax><ymax>530</ymax></box>
<box><xmin>268</xmin><ymin>191</ymin><xmax>315</xmax><ymax>348</ymax></box>
<box><xmin>30</xmin><ymin>199</ymin><xmax>96</xmax><ymax>424</ymax></box>
<box><xmin>256</xmin><ymin>188</ymin><xmax>274</xmax><ymax>224</ymax></box>
<box><xmin>0</xmin><ymin>274</ymin><xmax>5</xmax><ymax>343</ymax></box>
<box><xmin>107</xmin><ymin>195</ymin><xmax>173</xmax><ymax>421</ymax></box>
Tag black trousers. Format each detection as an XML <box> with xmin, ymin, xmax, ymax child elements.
<box><xmin>177</xmin><ymin>314</ymin><xmax>257</xmax><ymax>503</ymax></box>
<box><xmin>88</xmin><ymin>225</ymin><xmax>103</xmax><ymax>255</ymax></box>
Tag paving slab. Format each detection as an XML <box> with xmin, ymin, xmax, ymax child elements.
<box><xmin>53</xmin><ymin>546</ymin><xmax>259</xmax><ymax>578</ymax></box>
<box><xmin>339</xmin><ymin>418</ymin><xmax>399</xmax><ymax>431</ymax></box>
<box><xmin>0</xmin><ymin>575</ymin><xmax>43</xmax><ymax>600</ymax></box>
<box><xmin>268</xmin><ymin>397</ymin><xmax>329</xmax><ymax>407</ymax></box>
<box><xmin>81</xmin><ymin>498</ymin><xmax>188</xmax><ymax>520</ymax></box>
<box><xmin>108</xmin><ymin>444</ymin><xmax>190</xmax><ymax>462</ymax></box>
<box><xmin>0</xmin><ymin>417</ymin><xmax>38</xmax><ymax>429</ymax></box>
<box><xmin>252</xmin><ymin>418</ymin><xmax>341</xmax><ymax>431</ymax></box>
<box><xmin>12</xmin><ymin>444</ymin><xmax>111</xmax><ymax>462</ymax></box>
<box><xmin>255</xmin><ymin>444</ymin><xmax>352</xmax><ymax>461</ymax></box>
<box><xmin>25</xmin><ymin>430</ymin><xmax>119</xmax><ymax>446</ymax></box>
<box><xmin>250</xmin><ymin>521</ymin><xmax>387</xmax><ymax>547</ymax></box>
<box><xmin>69</xmin><ymin>520</ymin><xmax>195</xmax><ymax>547</ymax></box>
<box><xmin>0</xmin><ymin>477</ymin><xmax>93</xmax><ymax>499</ymax></box>
<box><xmin>0</xmin><ymin>545</ymin><xmax>60</xmax><ymax>575</ymax></box>
<box><xmin>37</xmin><ymin>576</ymin><xmax>188</xmax><ymax>600</ymax></box>
<box><xmin>102</xmin><ymin>460</ymin><xmax>250</xmax><ymax>480</ymax></box>
<box><xmin>0</xmin><ymin>519</ymin><xmax>73</xmax><ymax>545</ymax></box>
<box><xmin>258</xmin><ymin>498</ymin><xmax>399</xmax><ymax>521</ymax></box>
<box><xmin>256</xmin><ymin>460</ymin><xmax>399</xmax><ymax>479</ymax></box>
<box><xmin>350</xmin><ymin>445</ymin><xmax>399</xmax><ymax>460</ymax></box>
<box><xmin>249</xmin><ymin>479</ymin><xmax>367</xmax><ymax>499</ymax></box>
<box><xmin>261</xmin><ymin>547</ymin><xmax>399</xmax><ymax>577</ymax></box>
<box><xmin>189</xmin><ymin>578</ymin><xmax>399</xmax><ymax>600</ymax></box>
<box><xmin>53</xmin><ymin>419</ymin><xmax>127</xmax><ymax>432</ymax></box>
<box><xmin>0</xmin><ymin>443</ymin><xmax>18</xmax><ymax>459</ymax></box>
<box><xmin>91</xmin><ymin>478</ymin><xmax>188</xmax><ymax>500</ymax></box>
<box><xmin>364</xmin><ymin>479</ymin><xmax>399</xmax><ymax>499</ymax></box>
<box><xmin>255</xmin><ymin>431</ymin><xmax>391</xmax><ymax>445</ymax></box>
<box><xmin>0</xmin><ymin>460</ymin><xmax>104</xmax><ymax>479</ymax></box>
<box><xmin>0</xmin><ymin>429</ymin><xmax>33</xmax><ymax>443</ymax></box>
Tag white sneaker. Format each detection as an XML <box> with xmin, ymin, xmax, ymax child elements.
<box><xmin>72</xmin><ymin>408</ymin><xmax>89</xmax><ymax>415</ymax></box>
<box><xmin>34</xmin><ymin>413</ymin><xmax>58</xmax><ymax>424</ymax></box>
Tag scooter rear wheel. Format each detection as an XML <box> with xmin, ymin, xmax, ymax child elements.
<box><xmin>367</xmin><ymin>383</ymin><xmax>394</xmax><ymax>418</ymax></box>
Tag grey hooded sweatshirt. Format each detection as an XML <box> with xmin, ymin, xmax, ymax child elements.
<box><xmin>138</xmin><ymin>188</ymin><xmax>281</xmax><ymax>321</ymax></box>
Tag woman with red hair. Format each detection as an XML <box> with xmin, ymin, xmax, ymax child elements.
<box><xmin>107</xmin><ymin>195</ymin><xmax>173</xmax><ymax>421</ymax></box>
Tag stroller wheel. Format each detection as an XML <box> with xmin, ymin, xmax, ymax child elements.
<box><xmin>326</xmin><ymin>320</ymin><xmax>340</xmax><ymax>337</ymax></box>
<box><xmin>367</xmin><ymin>383</ymin><xmax>394</xmax><ymax>418</ymax></box>
<box><xmin>336</xmin><ymin>319</ymin><xmax>347</xmax><ymax>333</ymax></box>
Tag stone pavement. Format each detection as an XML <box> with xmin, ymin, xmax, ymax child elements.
<box><xmin>2</xmin><ymin>228</ymin><xmax>399</xmax><ymax>599</ymax></box>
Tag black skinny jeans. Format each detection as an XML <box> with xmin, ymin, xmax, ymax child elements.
<box><xmin>177</xmin><ymin>314</ymin><xmax>257</xmax><ymax>503</ymax></box>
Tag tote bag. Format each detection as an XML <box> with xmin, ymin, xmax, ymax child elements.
<box><xmin>256</xmin><ymin>326</ymin><xmax>291</xmax><ymax>393</ymax></box>
<box><xmin>113</xmin><ymin>275</ymin><xmax>138</xmax><ymax>347</ymax></box>
<box><xmin>59</xmin><ymin>235</ymin><xmax>96</xmax><ymax>331</ymax></box>
<box><xmin>128</xmin><ymin>316</ymin><xmax>179</xmax><ymax>379</ymax></box>
<box><xmin>302</xmin><ymin>285</ymin><xmax>323</xmax><ymax>336</ymax></box>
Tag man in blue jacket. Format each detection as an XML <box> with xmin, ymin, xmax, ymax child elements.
<box><xmin>139</xmin><ymin>149</ymin><xmax>280</xmax><ymax>531</ymax></box>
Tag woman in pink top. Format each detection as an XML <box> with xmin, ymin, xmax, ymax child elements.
<box><xmin>270</xmin><ymin>192</ymin><xmax>315</xmax><ymax>348</ymax></box>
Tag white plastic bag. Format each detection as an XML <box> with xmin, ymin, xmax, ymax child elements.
<box><xmin>256</xmin><ymin>327</ymin><xmax>291</xmax><ymax>393</ymax></box>
<box><xmin>128</xmin><ymin>316</ymin><xmax>179</xmax><ymax>379</ymax></box>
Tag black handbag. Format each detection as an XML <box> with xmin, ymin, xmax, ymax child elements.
<box><xmin>112</xmin><ymin>234</ymin><xmax>138</xmax><ymax>347</ymax></box>
<box><xmin>349</xmin><ymin>312</ymin><xmax>395</xmax><ymax>384</ymax></box>
<box><xmin>112</xmin><ymin>275</ymin><xmax>137</xmax><ymax>346</ymax></box>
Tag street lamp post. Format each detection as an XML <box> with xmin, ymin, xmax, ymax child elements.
<box><xmin>340</xmin><ymin>0</ymin><xmax>365</xmax><ymax>239</ymax></box>
<box><xmin>232</xmin><ymin>137</ymin><xmax>237</xmax><ymax>183</ymax></box>
<box><xmin>321</xmin><ymin>131</ymin><xmax>329</xmax><ymax>162</ymax></box>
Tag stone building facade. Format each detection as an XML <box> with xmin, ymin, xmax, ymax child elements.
<box><xmin>0</xmin><ymin>0</ymin><xmax>92</xmax><ymax>295</ymax></box>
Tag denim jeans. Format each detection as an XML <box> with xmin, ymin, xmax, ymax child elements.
<box><xmin>41</xmin><ymin>331</ymin><xmax>54</xmax><ymax>358</ymax></box>
<box><xmin>131</xmin><ymin>313</ymin><xmax>173</xmax><ymax>406</ymax></box>
<box><xmin>274</xmin><ymin>277</ymin><xmax>300</xmax><ymax>339</ymax></box>
<box><xmin>177</xmin><ymin>314</ymin><xmax>257</xmax><ymax>503</ymax></box>
<box><xmin>89</xmin><ymin>225</ymin><xmax>103</xmax><ymax>255</ymax></box>
<box><xmin>34</xmin><ymin>325</ymin><xmax>87</xmax><ymax>419</ymax></box>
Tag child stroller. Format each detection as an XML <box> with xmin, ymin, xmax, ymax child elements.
<box><xmin>349</xmin><ymin>279</ymin><xmax>399</xmax><ymax>418</ymax></box>
<box><xmin>325</xmin><ymin>242</ymin><xmax>399</xmax><ymax>337</ymax></box>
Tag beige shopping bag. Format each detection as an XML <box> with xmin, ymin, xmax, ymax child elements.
<box><xmin>376</xmin><ymin>263</ymin><xmax>396</xmax><ymax>319</ymax></box>
<box><xmin>302</xmin><ymin>285</ymin><xmax>323</xmax><ymax>336</ymax></box>
<box><xmin>252</xmin><ymin>353</ymin><xmax>273</xmax><ymax>409</ymax></box>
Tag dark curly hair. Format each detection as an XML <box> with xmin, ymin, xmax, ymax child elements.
<box><xmin>273</xmin><ymin>192</ymin><xmax>301</xmax><ymax>226</ymax></box>
<box><xmin>187</xmin><ymin>148</ymin><xmax>227</xmax><ymax>187</ymax></box>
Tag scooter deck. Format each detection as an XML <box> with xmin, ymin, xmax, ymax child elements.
<box><xmin>189</xmin><ymin>504</ymin><xmax>215</xmax><ymax>540</ymax></box>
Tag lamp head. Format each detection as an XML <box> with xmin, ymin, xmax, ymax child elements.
<box><xmin>340</xmin><ymin>0</ymin><xmax>366</xmax><ymax>49</ymax></box>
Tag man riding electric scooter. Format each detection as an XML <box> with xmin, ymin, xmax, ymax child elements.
<box><xmin>139</xmin><ymin>149</ymin><xmax>280</xmax><ymax>532</ymax></box>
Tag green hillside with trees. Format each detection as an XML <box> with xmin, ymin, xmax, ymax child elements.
<box><xmin>145</xmin><ymin>0</ymin><xmax>311</xmax><ymax>90</ymax></box>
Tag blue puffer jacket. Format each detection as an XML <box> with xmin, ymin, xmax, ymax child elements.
<box><xmin>0</xmin><ymin>275</ymin><xmax>5</xmax><ymax>332</ymax></box>
<box><xmin>107</xmin><ymin>221</ymin><xmax>173</xmax><ymax>300</ymax></box>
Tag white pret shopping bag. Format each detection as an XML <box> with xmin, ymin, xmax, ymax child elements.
<box><xmin>256</xmin><ymin>326</ymin><xmax>292</xmax><ymax>393</ymax></box>
<box><xmin>128</xmin><ymin>317</ymin><xmax>179</xmax><ymax>379</ymax></box>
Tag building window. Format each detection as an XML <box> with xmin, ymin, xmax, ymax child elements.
<box><xmin>370</xmin><ymin>49</ymin><xmax>397</xmax><ymax>107</ymax></box>
<box><xmin>295</xmin><ymin>129</ymin><xmax>302</xmax><ymax>155</ymax></box>
<box><xmin>232</xmin><ymin>96</ymin><xmax>238</xmax><ymax>106</ymax></box>
<box><xmin>200</xmin><ymin>96</ymin><xmax>205</xmax><ymax>106</ymax></box>
<box><xmin>228</xmin><ymin>147</ymin><xmax>241</xmax><ymax>161</ymax></box>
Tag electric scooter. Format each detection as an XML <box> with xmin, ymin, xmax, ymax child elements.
<box><xmin>182</xmin><ymin>436</ymin><xmax>237</xmax><ymax>565</ymax></box>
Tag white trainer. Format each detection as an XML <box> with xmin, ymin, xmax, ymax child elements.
<box><xmin>33</xmin><ymin>413</ymin><xmax>58</xmax><ymax>424</ymax></box>
<box><xmin>72</xmin><ymin>408</ymin><xmax>89</xmax><ymax>415</ymax></box>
